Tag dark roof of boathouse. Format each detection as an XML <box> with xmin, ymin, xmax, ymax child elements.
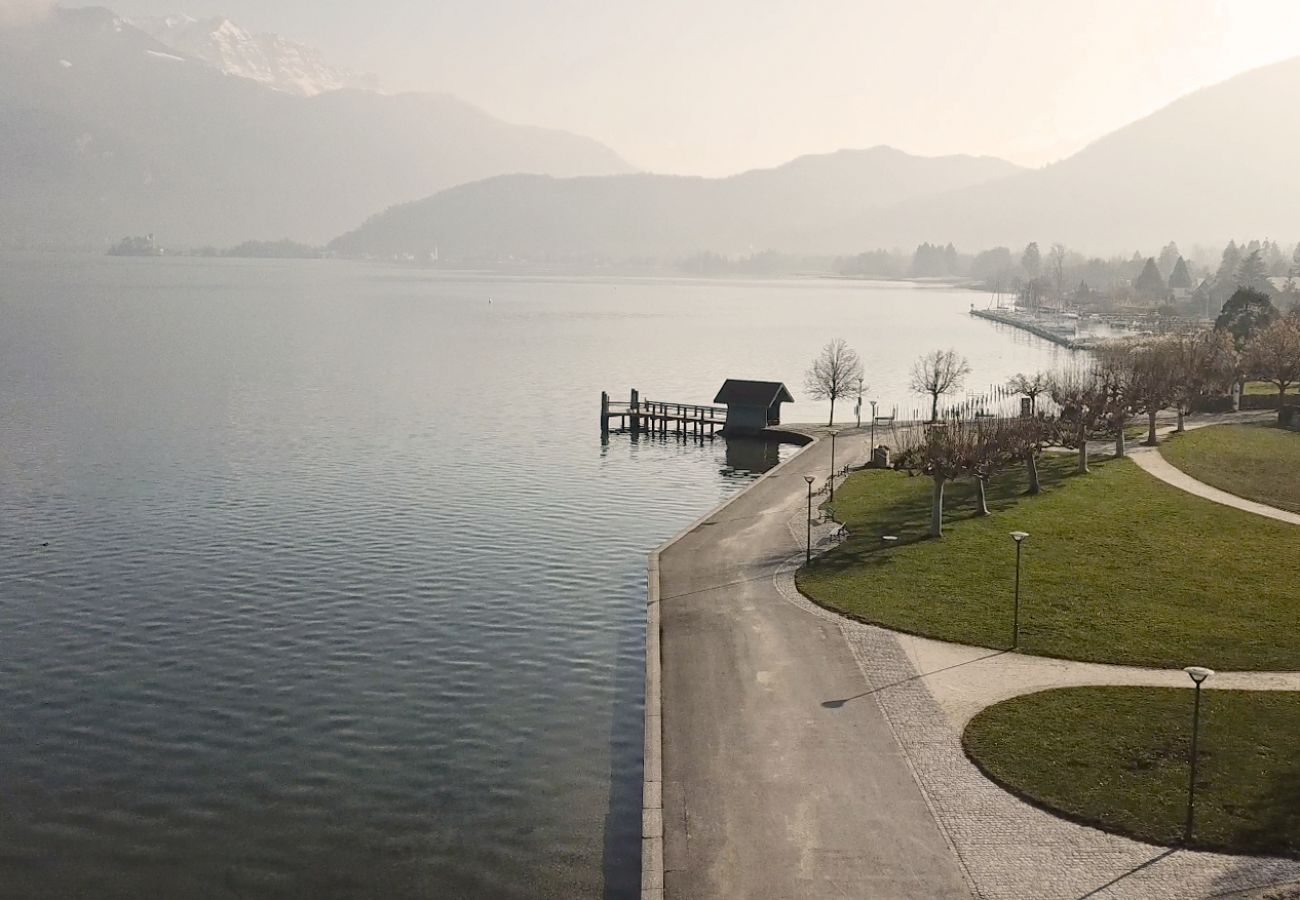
<box><xmin>713</xmin><ymin>380</ymin><xmax>794</xmax><ymax>407</ymax></box>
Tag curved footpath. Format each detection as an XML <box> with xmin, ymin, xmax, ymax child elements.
<box><xmin>1129</xmin><ymin>444</ymin><xmax>1300</xmax><ymax>525</ymax></box>
<box><xmin>648</xmin><ymin>426</ymin><xmax>1300</xmax><ymax>900</ymax></box>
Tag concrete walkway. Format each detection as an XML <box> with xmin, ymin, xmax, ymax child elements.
<box><xmin>657</xmin><ymin>428</ymin><xmax>974</xmax><ymax>899</ymax></box>
<box><xmin>772</xmin><ymin>542</ymin><xmax>1300</xmax><ymax>900</ymax></box>
<box><xmin>653</xmin><ymin>414</ymin><xmax>1300</xmax><ymax>900</ymax></box>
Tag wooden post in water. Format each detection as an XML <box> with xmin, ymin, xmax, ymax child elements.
<box><xmin>630</xmin><ymin>388</ymin><xmax>640</xmax><ymax>437</ymax></box>
<box><xmin>601</xmin><ymin>391</ymin><xmax>610</xmax><ymax>437</ymax></box>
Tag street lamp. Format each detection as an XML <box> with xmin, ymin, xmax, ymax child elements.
<box><xmin>1010</xmin><ymin>531</ymin><xmax>1029</xmax><ymax>649</ymax></box>
<box><xmin>869</xmin><ymin>400</ymin><xmax>878</xmax><ymax>457</ymax></box>
<box><xmin>829</xmin><ymin>430</ymin><xmax>839</xmax><ymax>501</ymax></box>
<box><xmin>1183</xmin><ymin>665</ymin><xmax>1215</xmax><ymax>844</ymax></box>
<box><xmin>804</xmin><ymin>475</ymin><xmax>816</xmax><ymax>565</ymax></box>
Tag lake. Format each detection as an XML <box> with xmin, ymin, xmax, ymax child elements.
<box><xmin>0</xmin><ymin>256</ymin><xmax>1072</xmax><ymax>898</ymax></box>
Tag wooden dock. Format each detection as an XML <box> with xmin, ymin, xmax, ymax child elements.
<box><xmin>602</xmin><ymin>389</ymin><xmax>726</xmax><ymax>439</ymax></box>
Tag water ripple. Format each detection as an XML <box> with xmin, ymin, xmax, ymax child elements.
<box><xmin>0</xmin><ymin>255</ymin><xmax>1066</xmax><ymax>899</ymax></box>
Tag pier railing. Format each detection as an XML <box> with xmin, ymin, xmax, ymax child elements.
<box><xmin>602</xmin><ymin>389</ymin><xmax>727</xmax><ymax>439</ymax></box>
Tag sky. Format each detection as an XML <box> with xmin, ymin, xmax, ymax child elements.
<box><xmin>51</xmin><ymin>0</ymin><xmax>1300</xmax><ymax>176</ymax></box>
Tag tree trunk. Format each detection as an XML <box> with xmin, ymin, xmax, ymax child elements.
<box><xmin>1176</xmin><ymin>407</ymin><xmax>1185</xmax><ymax>433</ymax></box>
<box><xmin>929</xmin><ymin>393</ymin><xmax>939</xmax><ymax>423</ymax></box>
<box><xmin>930</xmin><ymin>476</ymin><xmax>945</xmax><ymax>537</ymax></box>
<box><xmin>1077</xmin><ymin>441</ymin><xmax>1089</xmax><ymax>475</ymax></box>
<box><xmin>1115</xmin><ymin>421</ymin><xmax>1127</xmax><ymax>459</ymax></box>
<box><xmin>1278</xmin><ymin>387</ymin><xmax>1288</xmax><ymax>426</ymax></box>
<box><xmin>1232</xmin><ymin>381</ymin><xmax>1241</xmax><ymax>412</ymax></box>
<box><xmin>828</xmin><ymin>396</ymin><xmax>835</xmax><ymax>427</ymax></box>
<box><xmin>975</xmin><ymin>476</ymin><xmax>990</xmax><ymax>516</ymax></box>
<box><xmin>1146</xmin><ymin>408</ymin><xmax>1158</xmax><ymax>446</ymax></box>
<box><xmin>1026</xmin><ymin>454</ymin><xmax>1040</xmax><ymax>495</ymax></box>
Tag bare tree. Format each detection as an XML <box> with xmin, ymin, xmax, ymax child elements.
<box><xmin>910</xmin><ymin>349</ymin><xmax>972</xmax><ymax>422</ymax></box>
<box><xmin>805</xmin><ymin>338</ymin><xmax>865</xmax><ymax>427</ymax></box>
<box><xmin>1048</xmin><ymin>367</ymin><xmax>1110</xmax><ymax>474</ymax></box>
<box><xmin>1094</xmin><ymin>342</ymin><xmax>1138</xmax><ymax>458</ymax></box>
<box><xmin>896</xmin><ymin>421</ymin><xmax>977</xmax><ymax>537</ymax></box>
<box><xmin>1246</xmin><ymin>317</ymin><xmax>1300</xmax><ymax>422</ymax></box>
<box><xmin>1007</xmin><ymin>371</ymin><xmax>1050</xmax><ymax>415</ymax></box>
<box><xmin>966</xmin><ymin>418</ymin><xmax>1024</xmax><ymax>515</ymax></box>
<box><xmin>1049</xmin><ymin>243</ymin><xmax>1068</xmax><ymax>305</ymax></box>
<box><xmin>1005</xmin><ymin>415</ymin><xmax>1057</xmax><ymax>495</ymax></box>
<box><xmin>1125</xmin><ymin>339</ymin><xmax>1180</xmax><ymax>446</ymax></box>
<box><xmin>1168</xmin><ymin>330</ymin><xmax>1237</xmax><ymax>431</ymax></box>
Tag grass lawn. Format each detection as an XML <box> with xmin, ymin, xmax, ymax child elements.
<box><xmin>795</xmin><ymin>454</ymin><xmax>1300</xmax><ymax>669</ymax></box>
<box><xmin>963</xmin><ymin>687</ymin><xmax>1300</xmax><ymax>857</ymax></box>
<box><xmin>1244</xmin><ymin>381</ymin><xmax>1285</xmax><ymax>397</ymax></box>
<box><xmin>1162</xmin><ymin>424</ymin><xmax>1300</xmax><ymax>514</ymax></box>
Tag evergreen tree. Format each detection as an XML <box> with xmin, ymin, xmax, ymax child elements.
<box><xmin>1134</xmin><ymin>257</ymin><xmax>1166</xmax><ymax>296</ymax></box>
<box><xmin>1127</xmin><ymin>251</ymin><xmax>1145</xmax><ymax>278</ymax></box>
<box><xmin>1236</xmin><ymin>249</ymin><xmax>1273</xmax><ymax>294</ymax></box>
<box><xmin>1216</xmin><ymin>287</ymin><xmax>1278</xmax><ymax>349</ymax></box>
<box><xmin>1291</xmin><ymin>242</ymin><xmax>1300</xmax><ymax>278</ymax></box>
<box><xmin>1021</xmin><ymin>242</ymin><xmax>1041</xmax><ymax>278</ymax></box>
<box><xmin>1169</xmin><ymin>256</ymin><xmax>1193</xmax><ymax>290</ymax></box>
<box><xmin>1212</xmin><ymin>240</ymin><xmax>1244</xmax><ymax>302</ymax></box>
<box><xmin>1215</xmin><ymin>240</ymin><xmax>1243</xmax><ymax>284</ymax></box>
<box><xmin>943</xmin><ymin>242</ymin><xmax>959</xmax><ymax>275</ymax></box>
<box><xmin>1157</xmin><ymin>241</ymin><xmax>1181</xmax><ymax>277</ymax></box>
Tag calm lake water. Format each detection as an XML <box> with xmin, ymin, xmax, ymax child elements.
<box><xmin>0</xmin><ymin>256</ymin><xmax>1071</xmax><ymax>899</ymax></box>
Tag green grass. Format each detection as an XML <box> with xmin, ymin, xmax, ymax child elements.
<box><xmin>963</xmin><ymin>687</ymin><xmax>1300</xmax><ymax>857</ymax></box>
<box><xmin>1245</xmin><ymin>380</ymin><xmax>1283</xmax><ymax>397</ymax></box>
<box><xmin>797</xmin><ymin>455</ymin><xmax>1300</xmax><ymax>669</ymax></box>
<box><xmin>1162</xmin><ymin>424</ymin><xmax>1300</xmax><ymax>514</ymax></box>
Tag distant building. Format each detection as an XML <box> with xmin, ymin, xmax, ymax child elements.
<box><xmin>713</xmin><ymin>379</ymin><xmax>793</xmax><ymax>434</ymax></box>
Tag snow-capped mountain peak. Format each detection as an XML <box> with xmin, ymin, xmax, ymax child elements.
<box><xmin>130</xmin><ymin>13</ymin><xmax>379</xmax><ymax>96</ymax></box>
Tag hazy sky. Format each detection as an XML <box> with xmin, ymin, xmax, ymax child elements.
<box><xmin>58</xmin><ymin>0</ymin><xmax>1300</xmax><ymax>175</ymax></box>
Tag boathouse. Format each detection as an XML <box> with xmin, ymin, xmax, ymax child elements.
<box><xmin>713</xmin><ymin>379</ymin><xmax>793</xmax><ymax>434</ymax></box>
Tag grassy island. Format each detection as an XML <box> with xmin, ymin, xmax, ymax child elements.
<box><xmin>1162</xmin><ymin>424</ymin><xmax>1300</xmax><ymax>514</ymax></box>
<box><xmin>963</xmin><ymin>686</ymin><xmax>1300</xmax><ymax>857</ymax></box>
<box><xmin>795</xmin><ymin>455</ymin><xmax>1300</xmax><ymax>670</ymax></box>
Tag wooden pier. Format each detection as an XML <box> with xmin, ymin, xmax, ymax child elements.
<box><xmin>601</xmin><ymin>389</ymin><xmax>726</xmax><ymax>439</ymax></box>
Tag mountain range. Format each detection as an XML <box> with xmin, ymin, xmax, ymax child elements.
<box><xmin>812</xmin><ymin>54</ymin><xmax>1300</xmax><ymax>254</ymax></box>
<box><xmin>4</xmin><ymin>7</ymin><xmax>1298</xmax><ymax>258</ymax></box>
<box><xmin>335</xmin><ymin>55</ymin><xmax>1300</xmax><ymax>261</ymax></box>
<box><xmin>0</xmin><ymin>7</ymin><xmax>630</xmax><ymax>249</ymax></box>
<box><xmin>130</xmin><ymin>13</ymin><xmax>379</xmax><ymax>96</ymax></box>
<box><xmin>330</xmin><ymin>148</ymin><xmax>1022</xmax><ymax>261</ymax></box>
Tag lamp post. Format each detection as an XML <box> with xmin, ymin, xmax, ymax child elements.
<box><xmin>1183</xmin><ymin>665</ymin><xmax>1215</xmax><ymax>844</ymax></box>
<box><xmin>804</xmin><ymin>475</ymin><xmax>816</xmax><ymax>565</ymax></box>
<box><xmin>869</xmin><ymin>400</ymin><xmax>878</xmax><ymax>455</ymax></box>
<box><xmin>829</xmin><ymin>430</ymin><xmax>839</xmax><ymax>501</ymax></box>
<box><xmin>1010</xmin><ymin>531</ymin><xmax>1029</xmax><ymax>649</ymax></box>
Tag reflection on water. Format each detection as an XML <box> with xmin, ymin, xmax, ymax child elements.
<box><xmin>722</xmin><ymin>436</ymin><xmax>789</xmax><ymax>477</ymax></box>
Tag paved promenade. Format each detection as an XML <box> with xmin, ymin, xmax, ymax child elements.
<box><xmin>652</xmin><ymin>414</ymin><xmax>1300</xmax><ymax>900</ymax></box>
<box><xmin>657</xmin><ymin>429</ymin><xmax>972</xmax><ymax>899</ymax></box>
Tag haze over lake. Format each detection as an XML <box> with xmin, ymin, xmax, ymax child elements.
<box><xmin>0</xmin><ymin>256</ymin><xmax>1070</xmax><ymax>897</ymax></box>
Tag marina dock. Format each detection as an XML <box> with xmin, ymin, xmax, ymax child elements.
<box><xmin>601</xmin><ymin>389</ymin><xmax>725</xmax><ymax>439</ymax></box>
